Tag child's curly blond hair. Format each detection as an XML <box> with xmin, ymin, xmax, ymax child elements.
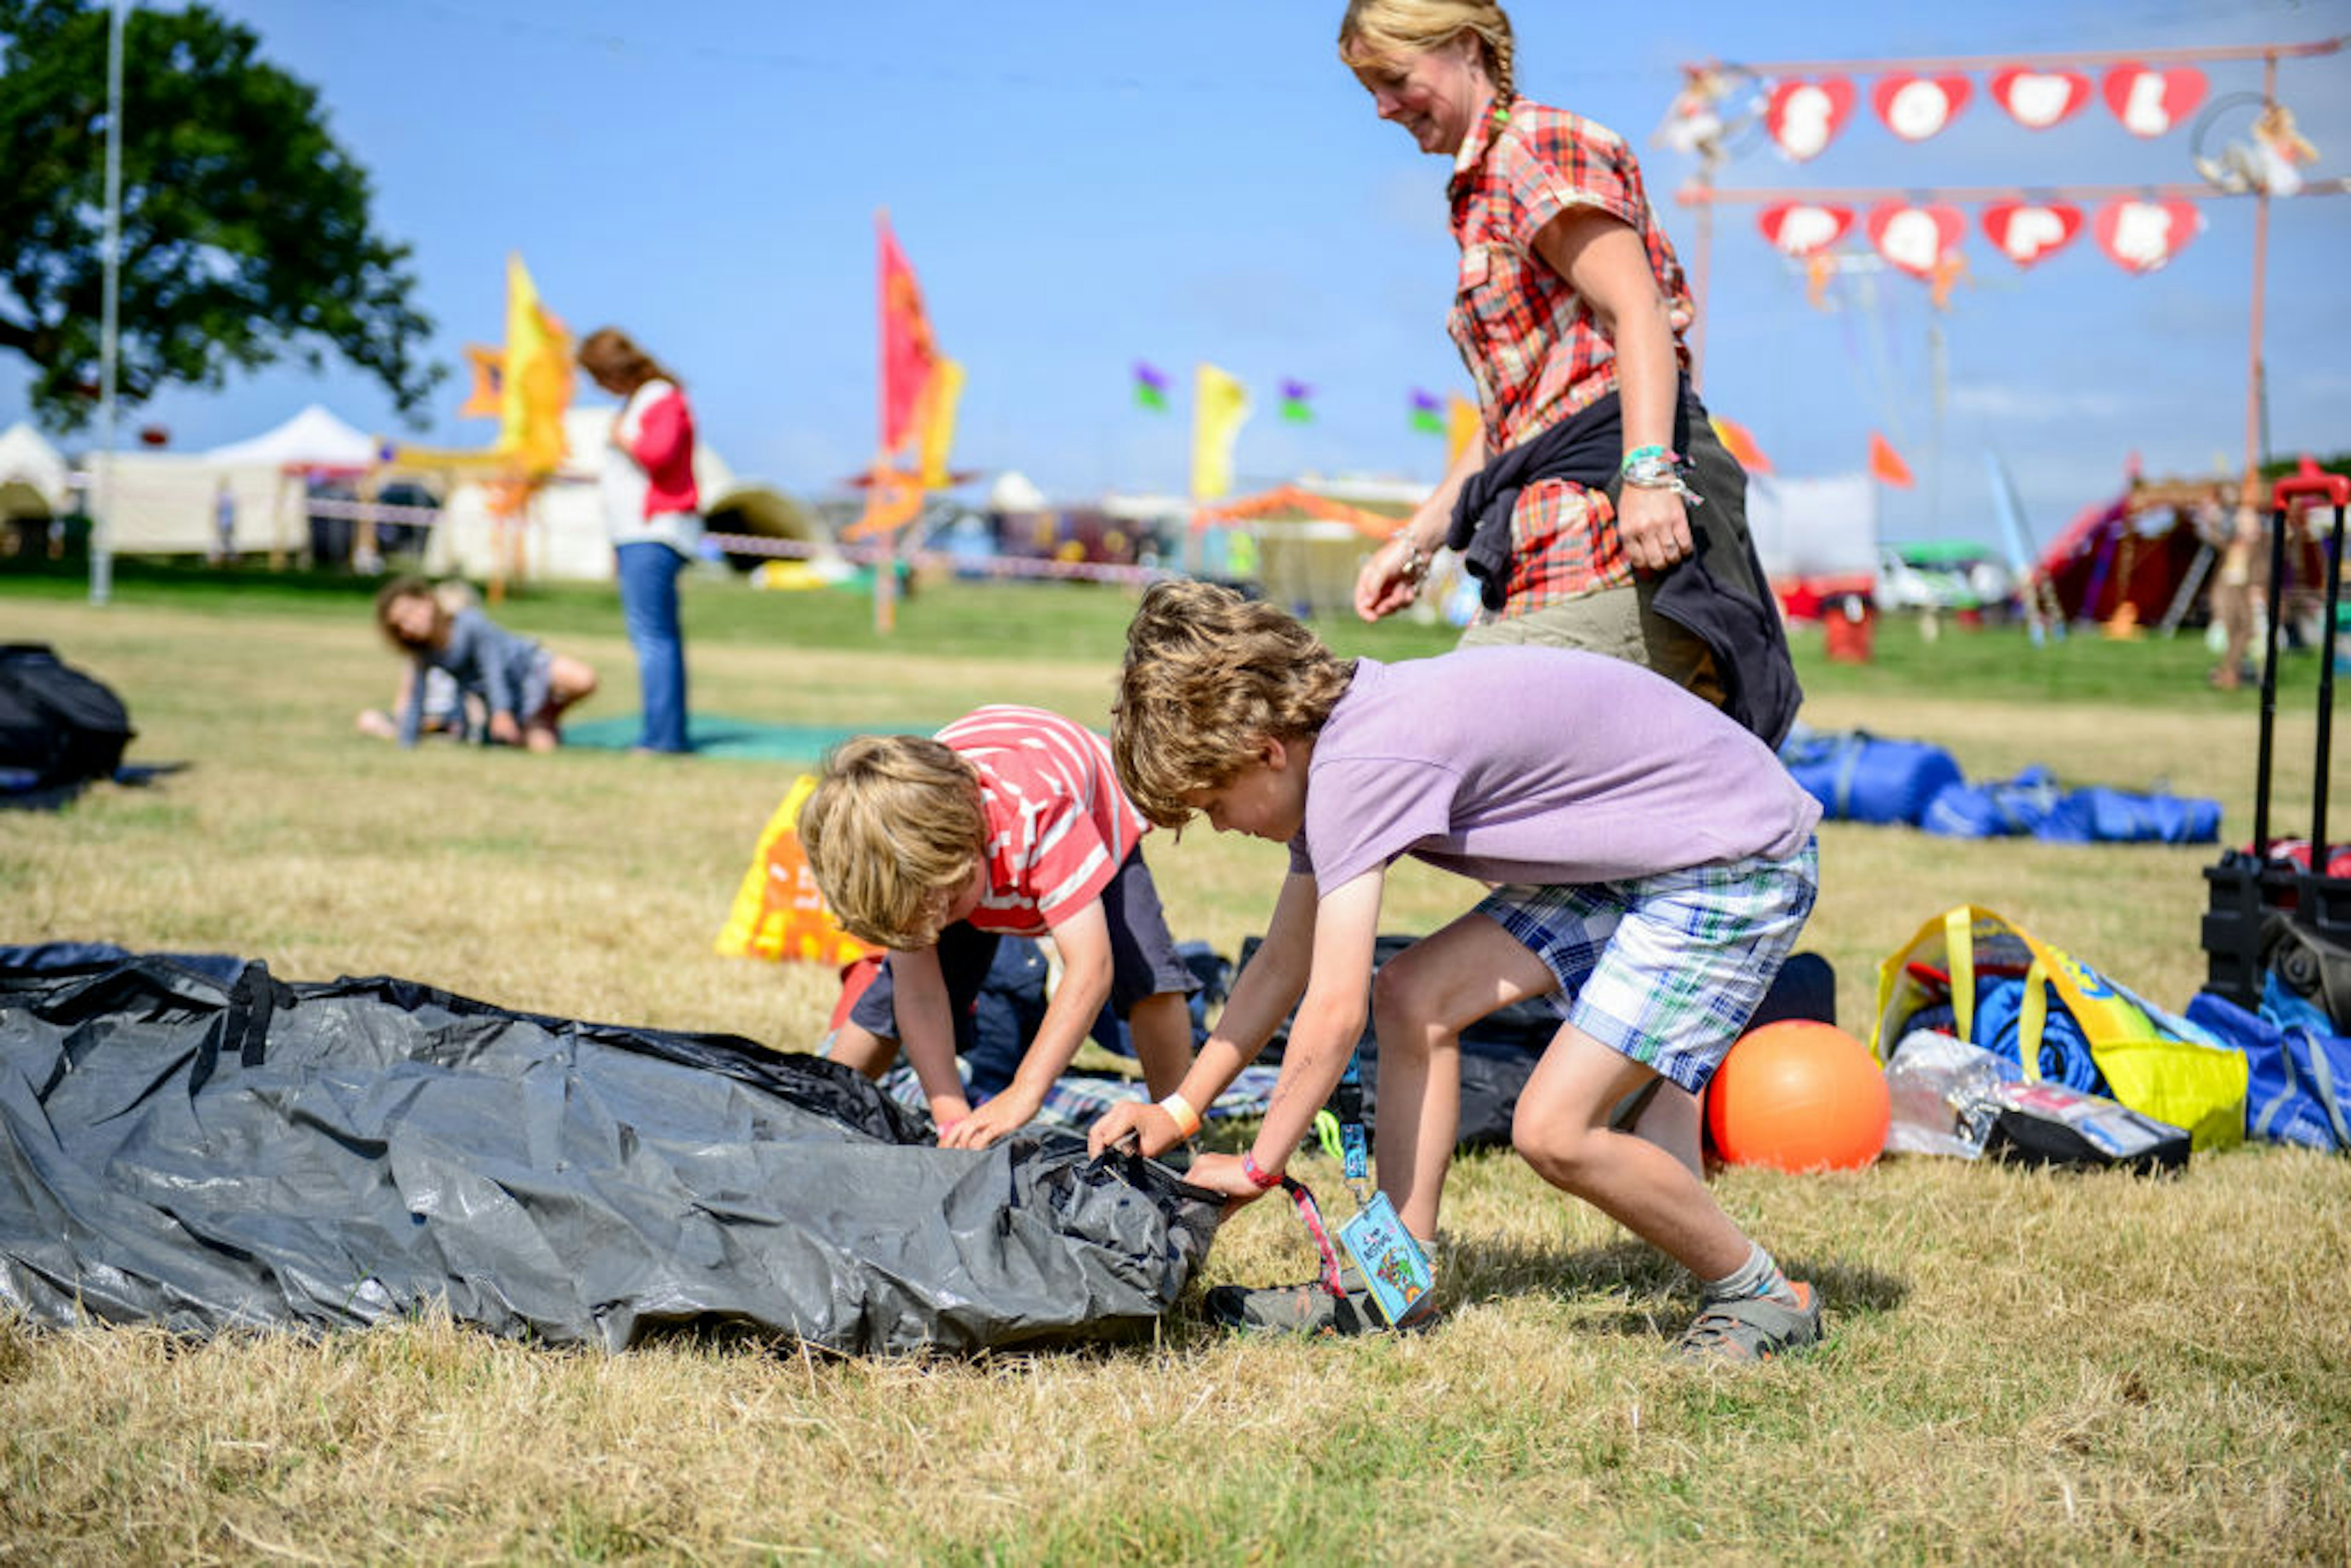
<box><xmin>798</xmin><ymin>735</ymin><xmax>988</xmax><ymax>950</ymax></box>
<box><xmin>1111</xmin><ymin>580</ymin><xmax>1355</xmax><ymax>829</ymax></box>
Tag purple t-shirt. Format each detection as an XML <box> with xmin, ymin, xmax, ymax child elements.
<box><xmin>1290</xmin><ymin>650</ymin><xmax>1821</xmax><ymax>890</ymax></box>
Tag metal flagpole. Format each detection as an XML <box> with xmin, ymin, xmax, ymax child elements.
<box><xmin>91</xmin><ymin>0</ymin><xmax>127</xmax><ymax>607</ymax></box>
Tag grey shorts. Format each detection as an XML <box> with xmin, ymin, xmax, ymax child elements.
<box><xmin>849</xmin><ymin>849</ymin><xmax>1198</xmax><ymax>1043</ymax></box>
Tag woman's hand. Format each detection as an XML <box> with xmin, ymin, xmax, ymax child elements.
<box><xmin>1354</xmin><ymin>534</ymin><xmax>1425</xmax><ymax>622</ymax></box>
<box><xmin>1615</xmin><ymin>482</ymin><xmax>1693</xmax><ymax>574</ymax></box>
<box><xmin>487</xmin><ymin>711</ymin><xmax>522</xmax><ymax>746</ymax></box>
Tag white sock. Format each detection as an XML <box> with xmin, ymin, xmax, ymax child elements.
<box><xmin>1703</xmin><ymin>1241</ymin><xmax>1795</xmax><ymax>1305</ymax></box>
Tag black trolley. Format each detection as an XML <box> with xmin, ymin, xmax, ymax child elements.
<box><xmin>2199</xmin><ymin>459</ymin><xmax>2350</xmax><ymax>1017</ymax></box>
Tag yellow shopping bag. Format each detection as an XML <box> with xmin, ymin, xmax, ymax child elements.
<box><xmin>1872</xmin><ymin>905</ymin><xmax>2246</xmax><ymax>1151</ymax></box>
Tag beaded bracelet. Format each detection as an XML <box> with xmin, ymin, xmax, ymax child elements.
<box><xmin>1240</xmin><ymin>1150</ymin><xmax>1284</xmax><ymax>1190</ymax></box>
<box><xmin>1157</xmin><ymin>1090</ymin><xmax>1203</xmax><ymax>1141</ymax></box>
<box><xmin>1621</xmin><ymin>450</ymin><xmax>1705</xmax><ymax>508</ymax></box>
<box><xmin>1392</xmin><ymin>533</ymin><xmax>1430</xmax><ymax>586</ymax></box>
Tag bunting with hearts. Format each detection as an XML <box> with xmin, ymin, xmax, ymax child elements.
<box><xmin>1979</xmin><ymin>201</ymin><xmax>2084</xmax><ymax>268</ymax></box>
<box><xmin>1866</xmin><ymin>202</ymin><xmax>1966</xmax><ymax>281</ymax></box>
<box><xmin>2102</xmin><ymin>64</ymin><xmax>2208</xmax><ymax>138</ymax></box>
<box><xmin>1988</xmin><ymin>67</ymin><xmax>2093</xmax><ymax>130</ymax></box>
<box><xmin>1758</xmin><ymin>201</ymin><xmax>1855</xmax><ymax>258</ymax></box>
<box><xmin>1764</xmin><ymin>76</ymin><xmax>1856</xmax><ymax>162</ymax></box>
<box><xmin>2093</xmin><ymin>198</ymin><xmax>2203</xmax><ymax>273</ymax></box>
<box><xmin>1872</xmin><ymin>73</ymin><xmax>1971</xmax><ymax>141</ymax></box>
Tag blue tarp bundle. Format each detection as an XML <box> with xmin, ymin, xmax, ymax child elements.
<box><xmin>1779</xmin><ymin>730</ymin><xmax>2220</xmax><ymax>844</ymax></box>
<box><xmin>1780</xmin><ymin>730</ymin><xmax>1964</xmax><ymax>827</ymax></box>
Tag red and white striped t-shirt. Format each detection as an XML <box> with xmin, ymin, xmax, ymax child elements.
<box><xmin>936</xmin><ymin>706</ymin><xmax>1149</xmax><ymax>937</ymax></box>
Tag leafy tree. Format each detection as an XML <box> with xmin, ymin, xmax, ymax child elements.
<box><xmin>0</xmin><ymin>0</ymin><xmax>441</xmax><ymax>430</ymax></box>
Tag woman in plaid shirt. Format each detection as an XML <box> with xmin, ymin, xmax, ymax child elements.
<box><xmin>1337</xmin><ymin>0</ymin><xmax>1804</xmax><ymax>1204</ymax></box>
<box><xmin>1341</xmin><ymin>1</ymin><xmax>1791</xmax><ymax>741</ymax></box>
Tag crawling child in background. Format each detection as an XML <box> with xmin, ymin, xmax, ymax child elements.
<box><xmin>798</xmin><ymin>706</ymin><xmax>1200</xmax><ymax>1150</ymax></box>
<box><xmin>1088</xmin><ymin>581</ymin><xmax>1825</xmax><ymax>1359</ymax></box>
<box><xmin>372</xmin><ymin>576</ymin><xmax>598</xmax><ymax>751</ymax></box>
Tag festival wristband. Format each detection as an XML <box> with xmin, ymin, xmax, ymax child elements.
<box><xmin>1157</xmin><ymin>1090</ymin><xmax>1203</xmax><ymax>1141</ymax></box>
<box><xmin>1620</xmin><ymin>445</ymin><xmax>1673</xmax><ymax>473</ymax></box>
<box><xmin>1241</xmin><ymin>1150</ymin><xmax>1284</xmax><ymax>1190</ymax></box>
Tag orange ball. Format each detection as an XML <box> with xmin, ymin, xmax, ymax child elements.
<box><xmin>1704</xmin><ymin>1020</ymin><xmax>1891</xmax><ymax>1172</ymax></box>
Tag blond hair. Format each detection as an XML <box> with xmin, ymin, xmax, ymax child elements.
<box><xmin>1111</xmin><ymin>581</ymin><xmax>1355</xmax><ymax>829</ymax></box>
<box><xmin>1338</xmin><ymin>0</ymin><xmax>1517</xmax><ymax>107</ymax></box>
<box><xmin>798</xmin><ymin>734</ymin><xmax>987</xmax><ymax>950</ymax></box>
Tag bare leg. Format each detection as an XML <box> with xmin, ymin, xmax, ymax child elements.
<box><xmin>1513</xmin><ymin>1022</ymin><xmax>1753</xmax><ymax>1281</ymax></box>
<box><xmin>1124</xmin><ymin>990</ymin><xmax>1194</xmax><ymax>1100</ymax></box>
<box><xmin>1624</xmin><ymin>1082</ymin><xmax>1705</xmax><ymax>1180</ymax></box>
<box><xmin>824</xmin><ymin>1020</ymin><xmax>899</xmax><ymax>1079</ymax></box>
<box><xmin>1368</xmin><ymin>910</ymin><xmax>1562</xmax><ymax>1241</ymax></box>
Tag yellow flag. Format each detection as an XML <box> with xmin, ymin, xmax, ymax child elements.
<box><xmin>1191</xmin><ymin>363</ymin><xmax>1251</xmax><ymax>500</ymax></box>
<box><xmin>1445</xmin><ymin>395</ymin><xmax>1482</xmax><ymax>471</ymax></box>
<box><xmin>917</xmin><ymin>358</ymin><xmax>966</xmax><ymax>489</ymax></box>
<box><xmin>497</xmin><ymin>253</ymin><xmax>572</xmax><ymax>478</ymax></box>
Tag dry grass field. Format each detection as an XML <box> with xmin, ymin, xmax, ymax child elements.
<box><xmin>3</xmin><ymin>576</ymin><xmax>2347</xmax><ymax>1564</ymax></box>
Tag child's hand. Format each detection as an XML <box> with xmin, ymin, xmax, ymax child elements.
<box><xmin>939</xmin><ymin>1086</ymin><xmax>1042</xmax><ymax>1150</ymax></box>
<box><xmin>1182</xmin><ymin>1152</ymin><xmax>1272</xmax><ymax>1204</ymax></box>
<box><xmin>488</xmin><ymin>711</ymin><xmax>522</xmax><ymax>746</ymax></box>
<box><xmin>927</xmin><ymin>1093</ymin><xmax>974</xmax><ymax>1141</ymax></box>
<box><xmin>1086</xmin><ymin>1102</ymin><xmax>1183</xmax><ymax>1160</ymax></box>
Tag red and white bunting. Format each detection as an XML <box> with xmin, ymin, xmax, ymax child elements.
<box><xmin>2093</xmin><ymin>198</ymin><xmax>2203</xmax><ymax>272</ymax></box>
<box><xmin>2101</xmin><ymin>64</ymin><xmax>2207</xmax><ymax>138</ymax></box>
<box><xmin>1979</xmin><ymin>201</ymin><xmax>2083</xmax><ymax>268</ymax></box>
<box><xmin>1872</xmin><ymin>73</ymin><xmax>1971</xmax><ymax>141</ymax></box>
<box><xmin>1988</xmin><ymin>67</ymin><xmax>2093</xmax><ymax>130</ymax></box>
<box><xmin>1757</xmin><ymin>201</ymin><xmax>1856</xmax><ymax>258</ymax></box>
<box><xmin>1865</xmin><ymin>202</ymin><xmax>1966</xmax><ymax>280</ymax></box>
<box><xmin>1764</xmin><ymin>76</ymin><xmax>1856</xmax><ymax>162</ymax></box>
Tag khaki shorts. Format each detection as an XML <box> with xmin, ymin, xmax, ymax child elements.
<box><xmin>1457</xmin><ymin>580</ymin><xmax>1725</xmax><ymax>710</ymax></box>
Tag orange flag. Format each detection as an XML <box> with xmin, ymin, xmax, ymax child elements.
<box><xmin>1711</xmin><ymin>415</ymin><xmax>1772</xmax><ymax>475</ymax></box>
<box><xmin>1869</xmin><ymin>432</ymin><xmax>1916</xmax><ymax>488</ymax></box>
<box><xmin>877</xmin><ymin>213</ymin><xmax>940</xmax><ymax>455</ymax></box>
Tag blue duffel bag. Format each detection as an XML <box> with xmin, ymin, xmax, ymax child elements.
<box><xmin>1780</xmin><ymin>729</ymin><xmax>1963</xmax><ymax>827</ymax></box>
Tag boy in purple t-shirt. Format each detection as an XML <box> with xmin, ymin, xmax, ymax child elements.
<box><xmin>1089</xmin><ymin>581</ymin><xmax>1824</xmax><ymax>1359</ymax></box>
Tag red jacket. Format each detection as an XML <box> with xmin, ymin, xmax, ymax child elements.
<box><xmin>624</xmin><ymin>381</ymin><xmax>699</xmax><ymax>517</ymax></box>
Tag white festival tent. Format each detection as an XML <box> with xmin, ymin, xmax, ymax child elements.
<box><xmin>99</xmin><ymin>403</ymin><xmax>383</xmax><ymax>558</ymax></box>
<box><xmin>0</xmin><ymin>421</ymin><xmax>73</xmax><ymax>520</ymax></box>
<box><xmin>425</xmin><ymin>405</ymin><xmax>812</xmax><ymax>582</ymax></box>
<box><xmin>86</xmin><ymin>402</ymin><xmax>808</xmax><ymax>580</ymax></box>
<box><xmin>1744</xmin><ymin>472</ymin><xmax>1880</xmax><ymax>590</ymax></box>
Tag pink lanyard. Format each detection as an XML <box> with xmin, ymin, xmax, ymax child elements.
<box><xmin>1278</xmin><ymin>1177</ymin><xmax>1349</xmax><ymax>1299</ymax></box>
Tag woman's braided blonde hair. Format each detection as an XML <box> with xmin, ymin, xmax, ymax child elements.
<box><xmin>1338</xmin><ymin>0</ymin><xmax>1517</xmax><ymax>108</ymax></box>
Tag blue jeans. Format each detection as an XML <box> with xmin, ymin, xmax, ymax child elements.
<box><xmin>615</xmin><ymin>541</ymin><xmax>689</xmax><ymax>752</ymax></box>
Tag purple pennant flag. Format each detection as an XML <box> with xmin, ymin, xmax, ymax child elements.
<box><xmin>1133</xmin><ymin>361</ymin><xmax>1169</xmax><ymax>412</ymax></box>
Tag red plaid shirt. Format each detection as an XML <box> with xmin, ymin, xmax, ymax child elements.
<box><xmin>1446</xmin><ymin>100</ymin><xmax>1697</xmax><ymax>615</ymax></box>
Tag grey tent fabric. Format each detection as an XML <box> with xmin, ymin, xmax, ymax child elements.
<box><xmin>0</xmin><ymin>955</ymin><xmax>1220</xmax><ymax>1354</ymax></box>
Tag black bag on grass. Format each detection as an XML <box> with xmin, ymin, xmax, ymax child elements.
<box><xmin>0</xmin><ymin>643</ymin><xmax>133</xmax><ymax>793</ymax></box>
<box><xmin>0</xmin><ymin>953</ymin><xmax>1220</xmax><ymax>1353</ymax></box>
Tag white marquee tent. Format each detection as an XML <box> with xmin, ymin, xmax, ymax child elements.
<box><xmin>0</xmin><ymin>422</ymin><xmax>72</xmax><ymax>516</ymax></box>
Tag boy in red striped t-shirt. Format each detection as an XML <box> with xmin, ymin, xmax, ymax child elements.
<box><xmin>799</xmin><ymin>705</ymin><xmax>1201</xmax><ymax>1149</ymax></box>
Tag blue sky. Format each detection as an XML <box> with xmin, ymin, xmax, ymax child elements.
<box><xmin>6</xmin><ymin>0</ymin><xmax>2349</xmax><ymax>548</ymax></box>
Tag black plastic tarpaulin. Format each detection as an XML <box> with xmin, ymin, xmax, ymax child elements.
<box><xmin>0</xmin><ymin>955</ymin><xmax>1220</xmax><ymax>1354</ymax></box>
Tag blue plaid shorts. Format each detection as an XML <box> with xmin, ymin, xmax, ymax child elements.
<box><xmin>1475</xmin><ymin>838</ymin><xmax>1818</xmax><ymax>1093</ymax></box>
